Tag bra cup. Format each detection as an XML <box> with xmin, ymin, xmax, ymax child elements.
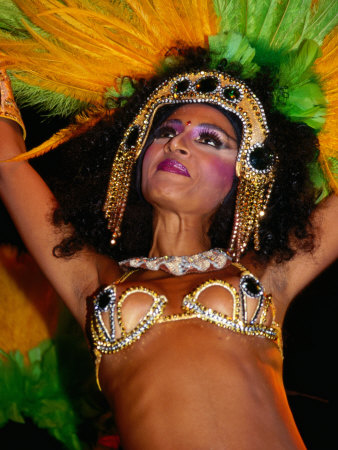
<box><xmin>193</xmin><ymin>284</ymin><xmax>237</xmax><ymax>320</ymax></box>
<box><xmin>182</xmin><ymin>280</ymin><xmax>240</xmax><ymax>321</ymax></box>
<box><xmin>118</xmin><ymin>291</ymin><xmax>158</xmax><ymax>334</ymax></box>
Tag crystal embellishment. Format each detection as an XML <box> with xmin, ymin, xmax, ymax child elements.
<box><xmin>125</xmin><ymin>125</ymin><xmax>139</xmax><ymax>149</ymax></box>
<box><xmin>173</xmin><ymin>79</ymin><xmax>190</xmax><ymax>93</ymax></box>
<box><xmin>195</xmin><ymin>76</ymin><xmax>218</xmax><ymax>93</ymax></box>
<box><xmin>223</xmin><ymin>87</ymin><xmax>241</xmax><ymax>101</ymax></box>
<box><xmin>240</xmin><ymin>274</ymin><xmax>264</xmax><ymax>298</ymax></box>
<box><xmin>119</xmin><ymin>248</ymin><xmax>231</xmax><ymax>276</ymax></box>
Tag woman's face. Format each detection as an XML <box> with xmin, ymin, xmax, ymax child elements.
<box><xmin>141</xmin><ymin>104</ymin><xmax>239</xmax><ymax>217</ymax></box>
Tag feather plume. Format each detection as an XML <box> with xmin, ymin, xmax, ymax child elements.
<box><xmin>315</xmin><ymin>30</ymin><xmax>338</xmax><ymax>194</ymax></box>
<box><xmin>214</xmin><ymin>0</ymin><xmax>248</xmax><ymax>34</ymax></box>
<box><xmin>0</xmin><ymin>0</ymin><xmax>218</xmax><ymax>116</ymax></box>
<box><xmin>214</xmin><ymin>0</ymin><xmax>337</xmax><ymax>65</ymax></box>
<box><xmin>209</xmin><ymin>31</ymin><xmax>259</xmax><ymax>78</ymax></box>
<box><xmin>2</xmin><ymin>111</ymin><xmax>107</xmax><ymax>163</ymax></box>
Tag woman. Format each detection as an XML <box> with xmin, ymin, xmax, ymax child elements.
<box><xmin>0</xmin><ymin>1</ymin><xmax>337</xmax><ymax>448</ymax></box>
<box><xmin>1</xmin><ymin>60</ymin><xmax>337</xmax><ymax>449</ymax></box>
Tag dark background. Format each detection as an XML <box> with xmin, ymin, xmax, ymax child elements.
<box><xmin>0</xmin><ymin>108</ymin><xmax>334</xmax><ymax>449</ymax></box>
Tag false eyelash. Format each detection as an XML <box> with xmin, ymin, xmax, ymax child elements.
<box><xmin>154</xmin><ymin>125</ymin><xmax>179</xmax><ymax>139</ymax></box>
<box><xmin>197</xmin><ymin>129</ymin><xmax>224</xmax><ymax>148</ymax></box>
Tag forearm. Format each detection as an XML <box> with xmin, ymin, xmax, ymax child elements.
<box><xmin>0</xmin><ymin>118</ymin><xmax>26</xmax><ymax>160</ymax></box>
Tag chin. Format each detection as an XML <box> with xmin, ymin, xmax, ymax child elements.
<box><xmin>143</xmin><ymin>174</ymin><xmax>189</xmax><ymax>201</ymax></box>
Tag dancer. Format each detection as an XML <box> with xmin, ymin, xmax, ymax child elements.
<box><xmin>0</xmin><ymin>1</ymin><xmax>337</xmax><ymax>448</ymax></box>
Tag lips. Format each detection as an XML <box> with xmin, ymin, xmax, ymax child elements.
<box><xmin>157</xmin><ymin>159</ymin><xmax>190</xmax><ymax>177</ymax></box>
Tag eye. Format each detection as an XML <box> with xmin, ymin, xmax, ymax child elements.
<box><xmin>196</xmin><ymin>131</ymin><xmax>223</xmax><ymax>149</ymax></box>
<box><xmin>154</xmin><ymin>126</ymin><xmax>177</xmax><ymax>140</ymax></box>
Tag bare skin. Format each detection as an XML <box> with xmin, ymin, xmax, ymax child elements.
<box><xmin>1</xmin><ymin>104</ymin><xmax>337</xmax><ymax>449</ymax></box>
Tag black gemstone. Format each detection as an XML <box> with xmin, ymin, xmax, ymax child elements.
<box><xmin>249</xmin><ymin>147</ymin><xmax>274</xmax><ymax>171</ymax></box>
<box><xmin>173</xmin><ymin>79</ymin><xmax>190</xmax><ymax>93</ymax></box>
<box><xmin>195</xmin><ymin>77</ymin><xmax>218</xmax><ymax>93</ymax></box>
<box><xmin>242</xmin><ymin>276</ymin><xmax>261</xmax><ymax>296</ymax></box>
<box><xmin>125</xmin><ymin>126</ymin><xmax>139</xmax><ymax>149</ymax></box>
<box><xmin>223</xmin><ymin>87</ymin><xmax>240</xmax><ymax>101</ymax></box>
<box><xmin>98</xmin><ymin>291</ymin><xmax>111</xmax><ymax>309</ymax></box>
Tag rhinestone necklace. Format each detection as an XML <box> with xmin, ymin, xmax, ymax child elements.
<box><xmin>119</xmin><ymin>248</ymin><xmax>231</xmax><ymax>276</ymax></box>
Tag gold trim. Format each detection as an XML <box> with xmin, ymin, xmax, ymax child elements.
<box><xmin>0</xmin><ymin>69</ymin><xmax>26</xmax><ymax>139</ymax></box>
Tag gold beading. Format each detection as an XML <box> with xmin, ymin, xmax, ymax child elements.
<box><xmin>0</xmin><ymin>68</ymin><xmax>26</xmax><ymax>139</ymax></box>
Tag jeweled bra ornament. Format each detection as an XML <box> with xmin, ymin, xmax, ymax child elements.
<box><xmin>90</xmin><ymin>259</ymin><xmax>282</xmax><ymax>390</ymax></box>
<box><xmin>103</xmin><ymin>71</ymin><xmax>276</xmax><ymax>260</ymax></box>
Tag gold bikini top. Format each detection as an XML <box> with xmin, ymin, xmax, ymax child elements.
<box><xmin>88</xmin><ymin>263</ymin><xmax>282</xmax><ymax>388</ymax></box>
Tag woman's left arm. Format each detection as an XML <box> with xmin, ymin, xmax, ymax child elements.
<box><xmin>273</xmin><ymin>194</ymin><xmax>338</xmax><ymax>301</ymax></box>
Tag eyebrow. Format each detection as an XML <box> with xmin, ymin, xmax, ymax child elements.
<box><xmin>163</xmin><ymin>119</ymin><xmax>237</xmax><ymax>143</ymax></box>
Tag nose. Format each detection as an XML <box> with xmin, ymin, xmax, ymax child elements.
<box><xmin>164</xmin><ymin>133</ymin><xmax>190</xmax><ymax>156</ymax></box>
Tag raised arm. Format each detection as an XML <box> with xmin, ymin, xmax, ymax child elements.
<box><xmin>0</xmin><ymin>70</ymin><xmax>120</xmax><ymax>328</ymax></box>
<box><xmin>268</xmin><ymin>194</ymin><xmax>338</xmax><ymax>304</ymax></box>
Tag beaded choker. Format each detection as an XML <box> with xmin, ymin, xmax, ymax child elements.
<box><xmin>119</xmin><ymin>248</ymin><xmax>231</xmax><ymax>276</ymax></box>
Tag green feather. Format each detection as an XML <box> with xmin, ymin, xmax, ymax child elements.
<box><xmin>255</xmin><ymin>0</ymin><xmax>311</xmax><ymax>52</ymax></box>
<box><xmin>213</xmin><ymin>0</ymin><xmax>338</xmax><ymax>66</ymax></box>
<box><xmin>276</xmin><ymin>40</ymin><xmax>326</xmax><ymax>130</ymax></box>
<box><xmin>0</xmin><ymin>306</ymin><xmax>110</xmax><ymax>449</ymax></box>
<box><xmin>0</xmin><ymin>0</ymin><xmax>47</xmax><ymax>39</ymax></box>
<box><xmin>278</xmin><ymin>39</ymin><xmax>320</xmax><ymax>85</ymax></box>
<box><xmin>0</xmin><ymin>342</ymin><xmax>83</xmax><ymax>449</ymax></box>
<box><xmin>213</xmin><ymin>0</ymin><xmax>247</xmax><ymax>34</ymax></box>
<box><xmin>308</xmin><ymin>160</ymin><xmax>331</xmax><ymax>202</ymax></box>
<box><xmin>209</xmin><ymin>31</ymin><xmax>259</xmax><ymax>78</ymax></box>
<box><xmin>104</xmin><ymin>77</ymin><xmax>136</xmax><ymax>109</ymax></box>
<box><xmin>9</xmin><ymin>73</ymin><xmax>88</xmax><ymax>118</ymax></box>
<box><xmin>300</xmin><ymin>0</ymin><xmax>338</xmax><ymax>45</ymax></box>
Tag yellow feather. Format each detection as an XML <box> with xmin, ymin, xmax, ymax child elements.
<box><xmin>0</xmin><ymin>245</ymin><xmax>60</xmax><ymax>359</ymax></box>
<box><xmin>2</xmin><ymin>111</ymin><xmax>107</xmax><ymax>163</ymax></box>
<box><xmin>315</xmin><ymin>29</ymin><xmax>338</xmax><ymax>194</ymax></box>
<box><xmin>0</xmin><ymin>0</ymin><xmax>218</xmax><ymax>108</ymax></box>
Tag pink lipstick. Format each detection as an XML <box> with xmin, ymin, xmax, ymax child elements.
<box><xmin>157</xmin><ymin>159</ymin><xmax>190</xmax><ymax>177</ymax></box>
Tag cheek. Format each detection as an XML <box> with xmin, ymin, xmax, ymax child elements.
<box><xmin>141</xmin><ymin>143</ymin><xmax>161</xmax><ymax>197</ymax></box>
<box><xmin>203</xmin><ymin>157</ymin><xmax>236</xmax><ymax>194</ymax></box>
<box><xmin>141</xmin><ymin>145</ymin><xmax>155</xmax><ymax>183</ymax></box>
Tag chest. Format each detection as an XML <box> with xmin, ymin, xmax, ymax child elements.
<box><xmin>89</xmin><ymin>267</ymin><xmax>281</xmax><ymax>358</ymax></box>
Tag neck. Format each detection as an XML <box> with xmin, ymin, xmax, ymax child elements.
<box><xmin>148</xmin><ymin>210</ymin><xmax>211</xmax><ymax>257</ymax></box>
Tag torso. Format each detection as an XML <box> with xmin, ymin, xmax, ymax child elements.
<box><xmin>88</xmin><ymin>261</ymin><xmax>305</xmax><ymax>449</ymax></box>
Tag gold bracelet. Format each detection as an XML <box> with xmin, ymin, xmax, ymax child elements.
<box><xmin>0</xmin><ymin>68</ymin><xmax>26</xmax><ymax>139</ymax></box>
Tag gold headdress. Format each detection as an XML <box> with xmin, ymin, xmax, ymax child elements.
<box><xmin>0</xmin><ymin>0</ymin><xmax>337</xmax><ymax>260</ymax></box>
<box><xmin>103</xmin><ymin>70</ymin><xmax>274</xmax><ymax>258</ymax></box>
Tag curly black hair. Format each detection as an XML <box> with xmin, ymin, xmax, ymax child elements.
<box><xmin>46</xmin><ymin>47</ymin><xmax>318</xmax><ymax>263</ymax></box>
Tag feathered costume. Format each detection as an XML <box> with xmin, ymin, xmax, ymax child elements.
<box><xmin>0</xmin><ymin>0</ymin><xmax>337</xmax><ymax>447</ymax></box>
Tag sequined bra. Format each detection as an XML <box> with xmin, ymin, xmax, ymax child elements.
<box><xmin>89</xmin><ymin>263</ymin><xmax>282</xmax><ymax>387</ymax></box>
